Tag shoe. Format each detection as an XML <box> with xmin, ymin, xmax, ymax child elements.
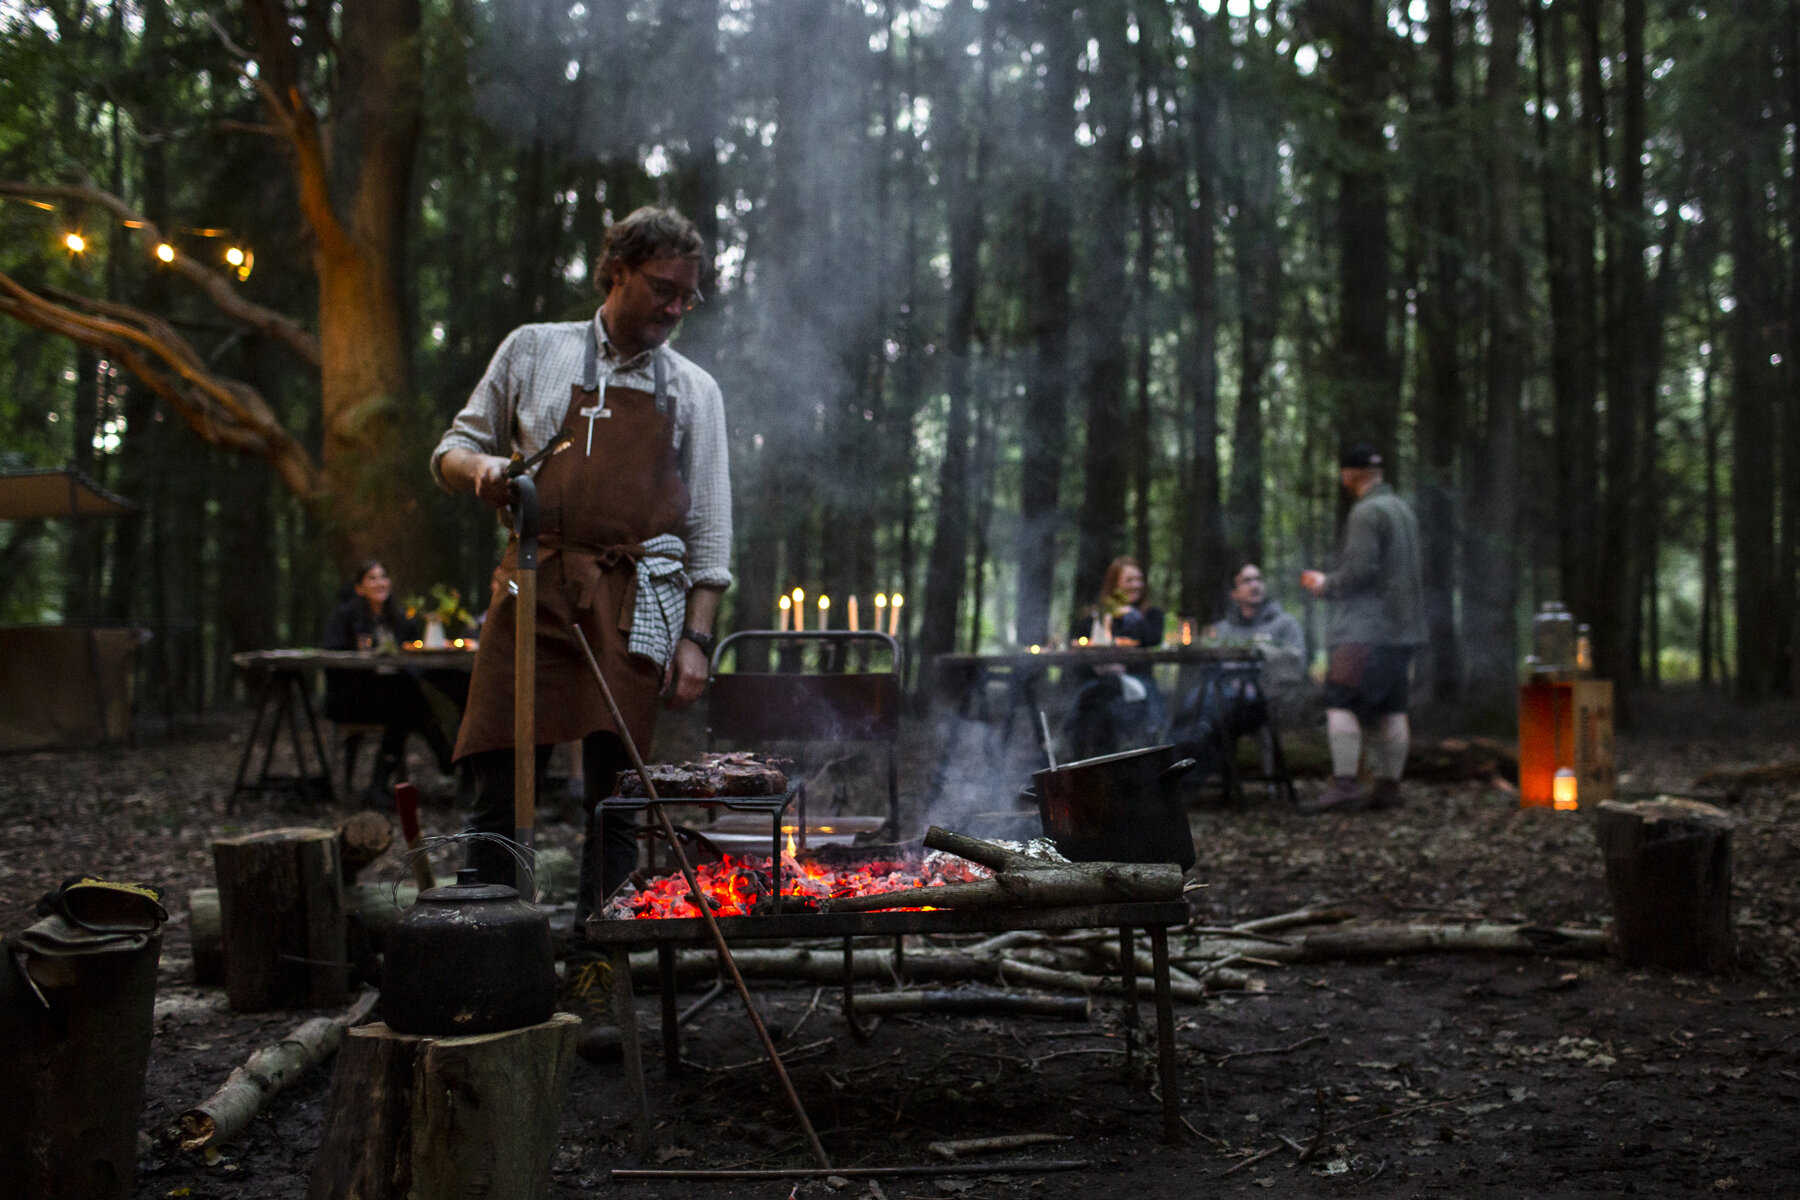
<box><xmin>1368</xmin><ymin>778</ymin><xmax>1404</xmax><ymax>810</ymax></box>
<box><xmin>1297</xmin><ymin>775</ymin><xmax>1371</xmax><ymax>815</ymax></box>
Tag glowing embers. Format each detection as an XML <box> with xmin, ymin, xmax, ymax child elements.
<box><xmin>604</xmin><ymin>848</ymin><xmax>991</xmax><ymax>921</ymax></box>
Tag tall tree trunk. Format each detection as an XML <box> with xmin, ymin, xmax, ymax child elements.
<box><xmin>1072</xmin><ymin>0</ymin><xmax>1134</xmax><ymax>609</ymax></box>
<box><xmin>1729</xmin><ymin>165</ymin><xmax>1779</xmax><ymax>700</ymax></box>
<box><xmin>1222</xmin><ymin>13</ymin><xmax>1279</xmax><ymax>575</ymax></box>
<box><xmin>1174</xmin><ymin>10</ymin><xmax>1226</xmax><ymax>622</ymax></box>
<box><xmin>1416</xmin><ymin>0</ymin><xmax>1464</xmax><ymax>705</ymax></box>
<box><xmin>1014</xmin><ymin>7</ymin><xmax>1077</xmax><ymax>647</ymax></box>
<box><xmin>1318</xmin><ymin>0</ymin><xmax>1394</xmax><ymax>455</ymax></box>
<box><xmin>921</xmin><ymin>0</ymin><xmax>988</xmax><ymax>661</ymax></box>
<box><xmin>1464</xmin><ymin>0</ymin><xmax>1524</xmax><ymax>725</ymax></box>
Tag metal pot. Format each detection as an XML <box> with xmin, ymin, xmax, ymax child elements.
<box><xmin>1032</xmin><ymin>744</ymin><xmax>1197</xmax><ymax>868</ymax></box>
<box><xmin>381</xmin><ymin>868</ymin><xmax>555</xmax><ymax>1035</ymax></box>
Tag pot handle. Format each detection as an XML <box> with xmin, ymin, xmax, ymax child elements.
<box><xmin>1157</xmin><ymin>758</ymin><xmax>1199</xmax><ymax>785</ymax></box>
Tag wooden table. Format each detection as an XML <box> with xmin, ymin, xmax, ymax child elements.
<box><xmin>229</xmin><ymin>648</ymin><xmax>479</xmax><ymax>806</ymax></box>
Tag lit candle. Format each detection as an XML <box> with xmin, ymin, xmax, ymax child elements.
<box><xmin>818</xmin><ymin>594</ymin><xmax>830</xmax><ymax>630</ymax></box>
<box><xmin>889</xmin><ymin>593</ymin><xmax>904</xmax><ymax>638</ymax></box>
<box><xmin>847</xmin><ymin>595</ymin><xmax>859</xmax><ymax>632</ymax></box>
<box><xmin>778</xmin><ymin>594</ymin><xmax>791</xmax><ymax>631</ymax></box>
<box><xmin>791</xmin><ymin>588</ymin><xmax>805</xmax><ymax>632</ymax></box>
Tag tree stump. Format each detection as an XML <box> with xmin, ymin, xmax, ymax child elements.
<box><xmin>213</xmin><ymin>827</ymin><xmax>348</xmax><ymax>1011</ymax></box>
<box><xmin>305</xmin><ymin>1014</ymin><xmax>581</xmax><ymax>1200</ymax></box>
<box><xmin>0</xmin><ymin>931</ymin><xmax>162</xmax><ymax>1200</ymax></box>
<box><xmin>1596</xmin><ymin>797</ymin><xmax>1736</xmax><ymax>972</ymax></box>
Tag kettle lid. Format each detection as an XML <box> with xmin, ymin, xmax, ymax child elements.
<box><xmin>419</xmin><ymin>866</ymin><xmax>520</xmax><ymax>903</ymax></box>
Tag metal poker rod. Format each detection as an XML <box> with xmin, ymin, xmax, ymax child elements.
<box><xmin>571</xmin><ymin>625</ymin><xmax>831</xmax><ymax>1170</ymax></box>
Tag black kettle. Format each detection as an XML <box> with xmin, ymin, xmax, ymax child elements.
<box><xmin>381</xmin><ymin>868</ymin><xmax>556</xmax><ymax>1036</ymax></box>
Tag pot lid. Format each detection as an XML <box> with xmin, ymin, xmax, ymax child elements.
<box><xmin>1040</xmin><ymin>743</ymin><xmax>1176</xmax><ymax>772</ymax></box>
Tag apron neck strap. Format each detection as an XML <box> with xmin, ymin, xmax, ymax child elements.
<box><xmin>584</xmin><ymin>319</ymin><xmax>668</xmax><ymax>418</ymax></box>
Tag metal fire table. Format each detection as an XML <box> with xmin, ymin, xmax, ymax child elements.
<box><xmin>585</xmin><ymin>899</ymin><xmax>1191</xmax><ymax>1147</ymax></box>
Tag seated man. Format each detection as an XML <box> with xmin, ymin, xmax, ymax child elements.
<box><xmin>1169</xmin><ymin>563</ymin><xmax>1306</xmax><ymax>783</ymax></box>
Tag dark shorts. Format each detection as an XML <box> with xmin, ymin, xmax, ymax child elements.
<box><xmin>1322</xmin><ymin>643</ymin><xmax>1414</xmax><ymax>718</ymax></box>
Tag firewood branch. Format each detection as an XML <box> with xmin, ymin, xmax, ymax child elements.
<box><xmin>0</xmin><ymin>180</ymin><xmax>321</xmax><ymax>368</ymax></box>
<box><xmin>0</xmin><ymin>271</ymin><xmax>322</xmax><ymax>499</ymax></box>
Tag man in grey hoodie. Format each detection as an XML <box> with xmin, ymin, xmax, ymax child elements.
<box><xmin>1297</xmin><ymin>444</ymin><xmax>1426</xmax><ymax>813</ymax></box>
<box><xmin>1211</xmin><ymin>563</ymin><xmax>1307</xmax><ymax>685</ymax></box>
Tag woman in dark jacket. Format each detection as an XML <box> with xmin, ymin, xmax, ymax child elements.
<box><xmin>322</xmin><ymin>560</ymin><xmax>451</xmax><ymax>802</ymax></box>
<box><xmin>1064</xmin><ymin>556</ymin><xmax>1167</xmax><ymax>759</ymax></box>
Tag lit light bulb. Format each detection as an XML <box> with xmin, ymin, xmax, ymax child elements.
<box><xmin>154</xmin><ymin>243</ymin><xmax>175</xmax><ymax>263</ymax></box>
<box><xmin>63</xmin><ymin>232</ymin><xmax>86</xmax><ymax>254</ymax></box>
<box><xmin>225</xmin><ymin>246</ymin><xmax>245</xmax><ymax>267</ymax></box>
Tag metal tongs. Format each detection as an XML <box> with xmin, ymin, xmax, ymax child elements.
<box><xmin>503</xmin><ymin>429</ymin><xmax>573</xmax><ymax>480</ymax></box>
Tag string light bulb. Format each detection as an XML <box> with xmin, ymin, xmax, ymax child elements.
<box><xmin>154</xmin><ymin>243</ymin><xmax>175</xmax><ymax>264</ymax></box>
<box><xmin>224</xmin><ymin>246</ymin><xmax>244</xmax><ymax>266</ymax></box>
<box><xmin>63</xmin><ymin>232</ymin><xmax>86</xmax><ymax>254</ymax></box>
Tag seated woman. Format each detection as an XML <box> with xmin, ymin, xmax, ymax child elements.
<box><xmin>1064</xmin><ymin>556</ymin><xmax>1166</xmax><ymax>760</ymax></box>
<box><xmin>322</xmin><ymin>560</ymin><xmax>454</xmax><ymax>803</ymax></box>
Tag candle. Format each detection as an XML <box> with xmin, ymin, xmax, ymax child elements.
<box><xmin>889</xmin><ymin>592</ymin><xmax>904</xmax><ymax>638</ymax></box>
<box><xmin>778</xmin><ymin>594</ymin><xmax>791</xmax><ymax>632</ymax></box>
<box><xmin>847</xmin><ymin>595</ymin><xmax>859</xmax><ymax>632</ymax></box>
<box><xmin>818</xmin><ymin>594</ymin><xmax>830</xmax><ymax>630</ymax></box>
<box><xmin>791</xmin><ymin>587</ymin><xmax>805</xmax><ymax>632</ymax></box>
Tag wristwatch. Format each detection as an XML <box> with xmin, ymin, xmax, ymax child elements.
<box><xmin>680</xmin><ymin>628</ymin><xmax>716</xmax><ymax>656</ymax></box>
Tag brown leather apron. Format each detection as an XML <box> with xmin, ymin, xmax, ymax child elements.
<box><xmin>454</xmin><ymin>346</ymin><xmax>691</xmax><ymax>760</ymax></box>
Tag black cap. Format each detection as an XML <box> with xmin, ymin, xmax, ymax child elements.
<box><xmin>1339</xmin><ymin>443</ymin><xmax>1383</xmax><ymax>469</ymax></box>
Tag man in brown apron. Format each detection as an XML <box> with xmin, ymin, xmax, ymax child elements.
<box><xmin>433</xmin><ymin>207</ymin><xmax>732</xmax><ymax>921</ymax></box>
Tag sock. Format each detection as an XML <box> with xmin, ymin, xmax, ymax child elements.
<box><xmin>1368</xmin><ymin>713</ymin><xmax>1410</xmax><ymax>780</ymax></box>
<box><xmin>1326</xmin><ymin>708</ymin><xmax>1361</xmax><ymax>777</ymax></box>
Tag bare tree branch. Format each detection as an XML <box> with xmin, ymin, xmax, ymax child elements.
<box><xmin>0</xmin><ymin>180</ymin><xmax>321</xmax><ymax>369</ymax></box>
<box><xmin>0</xmin><ymin>271</ymin><xmax>322</xmax><ymax>499</ymax></box>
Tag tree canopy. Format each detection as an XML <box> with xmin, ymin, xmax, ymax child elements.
<box><xmin>0</xmin><ymin>0</ymin><xmax>1792</xmax><ymax>724</ymax></box>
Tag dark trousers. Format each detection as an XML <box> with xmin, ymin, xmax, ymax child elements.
<box><xmin>462</xmin><ymin>731</ymin><xmax>640</xmax><ymax>924</ymax></box>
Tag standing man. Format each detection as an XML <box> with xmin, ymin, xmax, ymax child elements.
<box><xmin>433</xmin><ymin>206</ymin><xmax>731</xmax><ymax>925</ymax></box>
<box><xmin>1297</xmin><ymin>444</ymin><xmax>1424</xmax><ymax>813</ymax></box>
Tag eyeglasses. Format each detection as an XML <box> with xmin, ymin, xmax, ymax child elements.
<box><xmin>640</xmin><ymin>271</ymin><xmax>704</xmax><ymax>313</ymax></box>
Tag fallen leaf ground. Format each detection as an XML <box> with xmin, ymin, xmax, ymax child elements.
<box><xmin>3</xmin><ymin>687</ymin><xmax>1798</xmax><ymax>1198</ymax></box>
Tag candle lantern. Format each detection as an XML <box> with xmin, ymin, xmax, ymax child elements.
<box><xmin>1553</xmin><ymin>768</ymin><xmax>1579</xmax><ymax>811</ymax></box>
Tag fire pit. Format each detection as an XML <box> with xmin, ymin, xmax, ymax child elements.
<box><xmin>585</xmin><ymin>839</ymin><xmax>1190</xmax><ymax>1147</ymax></box>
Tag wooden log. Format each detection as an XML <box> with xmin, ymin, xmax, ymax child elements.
<box><xmin>821</xmin><ymin>861</ymin><xmax>1184</xmax><ymax>913</ymax></box>
<box><xmin>174</xmin><ymin>989</ymin><xmax>378</xmax><ymax>1152</ymax></box>
<box><xmin>0</xmin><ymin>930</ymin><xmax>162</xmax><ymax>1200</ymax></box>
<box><xmin>305</xmin><ymin>1014</ymin><xmax>580</xmax><ymax>1200</ymax></box>
<box><xmin>213</xmin><ymin>827</ymin><xmax>348</xmax><ymax>1011</ymax></box>
<box><xmin>1286</xmin><ymin>922</ymin><xmax>1609</xmax><ymax>961</ymax></box>
<box><xmin>849</xmin><ymin>988</ymin><xmax>1090</xmax><ymax>1020</ymax></box>
<box><xmin>336</xmin><ymin>811</ymin><xmax>394</xmax><ymax>881</ymax></box>
<box><xmin>1597</xmin><ymin>797</ymin><xmax>1737</xmax><ymax>972</ymax></box>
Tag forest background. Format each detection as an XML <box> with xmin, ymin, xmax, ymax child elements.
<box><xmin>0</xmin><ymin>0</ymin><xmax>1791</xmax><ymax>734</ymax></box>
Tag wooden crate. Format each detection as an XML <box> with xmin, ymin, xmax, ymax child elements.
<box><xmin>1517</xmin><ymin>678</ymin><xmax>1614</xmax><ymax>808</ymax></box>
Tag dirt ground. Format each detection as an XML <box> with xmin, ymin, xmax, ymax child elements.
<box><xmin>4</xmin><ymin>687</ymin><xmax>1800</xmax><ymax>1198</ymax></box>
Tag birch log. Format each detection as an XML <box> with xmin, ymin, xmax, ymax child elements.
<box><xmin>175</xmin><ymin>989</ymin><xmax>379</xmax><ymax>1152</ymax></box>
